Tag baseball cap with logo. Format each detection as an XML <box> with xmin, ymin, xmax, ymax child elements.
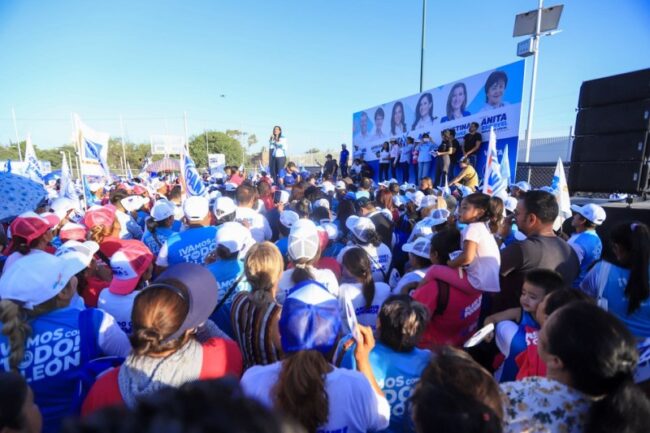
<box><xmin>121</xmin><ymin>195</ymin><xmax>147</xmax><ymax>213</ymax></box>
<box><xmin>288</xmin><ymin>219</ymin><xmax>321</xmax><ymax>261</ymax></box>
<box><xmin>428</xmin><ymin>208</ymin><xmax>451</xmax><ymax>226</ymax></box>
<box><xmin>213</xmin><ymin>196</ymin><xmax>237</xmax><ymax>219</ymax></box>
<box><xmin>335</xmin><ymin>181</ymin><xmax>347</xmax><ymax>191</ymax></box>
<box><xmin>402</xmin><ymin>236</ymin><xmax>432</xmax><ymax>259</ymax></box>
<box><xmin>279</xmin><ymin>280</ymin><xmax>342</xmax><ymax>354</ymax></box>
<box><xmin>83</xmin><ymin>205</ymin><xmax>116</xmax><ymax>229</ymax></box>
<box><xmin>216</xmin><ymin>222</ymin><xmax>254</xmax><ymax>256</ymax></box>
<box><xmin>183</xmin><ymin>196</ymin><xmax>210</xmax><ymax>222</ymax></box>
<box><xmin>504</xmin><ymin>196</ymin><xmax>518</xmax><ymax>214</ymax></box>
<box><xmin>9</xmin><ymin>212</ymin><xmax>54</xmax><ymax>244</ymax></box>
<box><xmin>59</xmin><ymin>222</ymin><xmax>88</xmax><ymax>242</ymax></box>
<box><xmin>570</xmin><ymin>203</ymin><xmax>607</xmax><ymax>226</ymax></box>
<box><xmin>345</xmin><ymin>216</ymin><xmax>376</xmax><ymax>243</ymax></box>
<box><xmin>55</xmin><ymin>240</ymin><xmax>99</xmax><ymax>271</ymax></box>
<box><xmin>513</xmin><ymin>181</ymin><xmax>531</xmax><ymax>193</ymax></box>
<box><xmin>0</xmin><ymin>253</ymin><xmax>86</xmax><ymax>309</ymax></box>
<box><xmin>109</xmin><ymin>241</ymin><xmax>154</xmax><ymax>295</ymax></box>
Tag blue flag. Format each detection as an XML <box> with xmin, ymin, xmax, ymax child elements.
<box><xmin>183</xmin><ymin>153</ymin><xmax>206</xmax><ymax>196</ymax></box>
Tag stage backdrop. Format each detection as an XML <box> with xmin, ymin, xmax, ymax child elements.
<box><xmin>352</xmin><ymin>60</ymin><xmax>525</xmax><ymax>183</ymax></box>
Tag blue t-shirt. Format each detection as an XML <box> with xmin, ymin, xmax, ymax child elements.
<box><xmin>341</xmin><ymin>341</ymin><xmax>431</xmax><ymax>433</ymax></box>
<box><xmin>142</xmin><ymin>227</ymin><xmax>176</xmax><ymax>257</ymax></box>
<box><xmin>207</xmin><ymin>258</ymin><xmax>249</xmax><ymax>338</ymax></box>
<box><xmin>0</xmin><ymin>307</ymin><xmax>103</xmax><ymax>433</ymax></box>
<box><xmin>160</xmin><ymin>226</ymin><xmax>218</xmax><ymax>266</ymax></box>
<box><xmin>417</xmin><ymin>143</ymin><xmax>433</xmax><ymax>162</ymax></box>
<box><xmin>500</xmin><ymin>311</ymin><xmax>539</xmax><ymax>382</ymax></box>
<box><xmin>275</xmin><ymin>237</ymin><xmax>289</xmax><ymax>257</ymax></box>
<box><xmin>583</xmin><ymin>261</ymin><xmax>650</xmax><ymax>338</ymax></box>
<box><xmin>568</xmin><ymin>230</ymin><xmax>602</xmax><ymax>287</ymax></box>
<box><xmin>340</xmin><ymin>149</ymin><xmax>349</xmax><ymax>165</ymax></box>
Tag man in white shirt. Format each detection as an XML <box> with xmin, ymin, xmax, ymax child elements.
<box><xmin>235</xmin><ymin>183</ymin><xmax>272</xmax><ymax>242</ymax></box>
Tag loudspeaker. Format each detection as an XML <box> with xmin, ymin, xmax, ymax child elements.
<box><xmin>574</xmin><ymin>99</ymin><xmax>650</xmax><ymax>135</ymax></box>
<box><xmin>579</xmin><ymin>68</ymin><xmax>650</xmax><ymax>108</ymax></box>
<box><xmin>568</xmin><ymin>161</ymin><xmax>649</xmax><ymax>193</ymax></box>
<box><xmin>571</xmin><ymin>131</ymin><xmax>649</xmax><ymax>163</ymax></box>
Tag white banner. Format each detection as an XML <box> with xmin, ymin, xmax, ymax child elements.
<box><xmin>150</xmin><ymin>134</ymin><xmax>186</xmax><ymax>155</ymax></box>
<box><xmin>208</xmin><ymin>153</ymin><xmax>226</xmax><ymax>175</ymax></box>
<box><xmin>75</xmin><ymin>114</ymin><xmax>110</xmax><ymax>177</ymax></box>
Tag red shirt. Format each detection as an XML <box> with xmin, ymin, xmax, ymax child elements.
<box><xmin>515</xmin><ymin>327</ymin><xmax>547</xmax><ymax>380</ymax></box>
<box><xmin>81</xmin><ymin>338</ymin><xmax>243</xmax><ymax>416</ymax></box>
<box><xmin>412</xmin><ymin>265</ymin><xmax>482</xmax><ymax>348</ymax></box>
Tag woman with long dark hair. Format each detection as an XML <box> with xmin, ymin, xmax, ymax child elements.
<box><xmin>580</xmin><ymin>221</ymin><xmax>650</xmax><ymax>337</ymax></box>
<box><xmin>501</xmin><ymin>301</ymin><xmax>650</xmax><ymax>433</ymax></box>
<box><xmin>442</xmin><ymin>82</ymin><xmax>470</xmax><ymax>122</ymax></box>
<box><xmin>411</xmin><ymin>93</ymin><xmax>435</xmax><ymax>131</ymax></box>
<box><xmin>391</xmin><ymin>101</ymin><xmax>407</xmax><ymax>136</ymax></box>
<box><xmin>378</xmin><ymin>141</ymin><xmax>391</xmax><ymax>182</ymax></box>
<box><xmin>269</xmin><ymin>126</ymin><xmax>287</xmax><ymax>181</ymax></box>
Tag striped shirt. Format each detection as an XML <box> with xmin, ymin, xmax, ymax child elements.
<box><xmin>231</xmin><ymin>291</ymin><xmax>284</xmax><ymax>370</ymax></box>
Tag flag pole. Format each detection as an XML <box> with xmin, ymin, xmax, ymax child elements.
<box><xmin>120</xmin><ymin>114</ymin><xmax>128</xmax><ymax>178</ymax></box>
<box><xmin>72</xmin><ymin>113</ymin><xmax>89</xmax><ymax>210</ymax></box>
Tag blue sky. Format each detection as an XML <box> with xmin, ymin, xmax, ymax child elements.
<box><xmin>0</xmin><ymin>0</ymin><xmax>648</xmax><ymax>156</ymax></box>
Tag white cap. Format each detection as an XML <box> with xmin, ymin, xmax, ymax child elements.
<box><xmin>504</xmin><ymin>196</ymin><xmax>518</xmax><ymax>214</ymax></box>
<box><xmin>280</xmin><ymin>210</ymin><xmax>300</xmax><ymax>229</ymax></box>
<box><xmin>288</xmin><ymin>219</ymin><xmax>320</xmax><ymax>261</ymax></box>
<box><xmin>570</xmin><ymin>203</ymin><xmax>607</xmax><ymax>225</ymax></box>
<box><xmin>276</xmin><ymin>190</ymin><xmax>290</xmax><ymax>204</ymax></box>
<box><xmin>321</xmin><ymin>182</ymin><xmax>335</xmax><ymax>194</ymax></box>
<box><xmin>121</xmin><ymin>195</ymin><xmax>147</xmax><ymax>212</ymax></box>
<box><xmin>183</xmin><ymin>196</ymin><xmax>210</xmax><ymax>221</ymax></box>
<box><xmin>313</xmin><ymin>198</ymin><xmax>330</xmax><ymax>211</ymax></box>
<box><xmin>417</xmin><ymin>194</ymin><xmax>438</xmax><ymax>211</ymax></box>
<box><xmin>88</xmin><ymin>181</ymin><xmax>104</xmax><ymax>192</ymax></box>
<box><xmin>151</xmin><ymin>200</ymin><xmax>175</xmax><ymax>222</ymax></box>
<box><xmin>50</xmin><ymin>197</ymin><xmax>80</xmax><ymax>220</ymax></box>
<box><xmin>224</xmin><ymin>182</ymin><xmax>238</xmax><ymax>192</ymax></box>
<box><xmin>321</xmin><ymin>222</ymin><xmax>339</xmax><ymax>241</ymax></box>
<box><xmin>513</xmin><ymin>181</ymin><xmax>531</xmax><ymax>192</ymax></box>
<box><xmin>216</xmin><ymin>222</ymin><xmax>254</xmax><ymax>256</ymax></box>
<box><xmin>402</xmin><ymin>236</ymin><xmax>432</xmax><ymax>260</ymax></box>
<box><xmin>0</xmin><ymin>253</ymin><xmax>86</xmax><ymax>309</ymax></box>
<box><xmin>213</xmin><ymin>196</ymin><xmax>237</xmax><ymax>219</ymax></box>
<box><xmin>428</xmin><ymin>208</ymin><xmax>450</xmax><ymax>225</ymax></box>
<box><xmin>393</xmin><ymin>195</ymin><xmax>406</xmax><ymax>207</ymax></box>
<box><xmin>335</xmin><ymin>181</ymin><xmax>347</xmax><ymax>190</ymax></box>
<box><xmin>55</xmin><ymin>240</ymin><xmax>99</xmax><ymax>270</ymax></box>
<box><xmin>406</xmin><ymin>191</ymin><xmax>425</xmax><ymax>208</ymax></box>
<box><xmin>345</xmin><ymin>216</ymin><xmax>376</xmax><ymax>243</ymax></box>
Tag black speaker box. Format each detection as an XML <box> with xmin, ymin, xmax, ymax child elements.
<box><xmin>578</xmin><ymin>68</ymin><xmax>650</xmax><ymax>108</ymax></box>
<box><xmin>574</xmin><ymin>99</ymin><xmax>650</xmax><ymax>135</ymax></box>
<box><xmin>571</xmin><ymin>131</ymin><xmax>649</xmax><ymax>163</ymax></box>
<box><xmin>569</xmin><ymin>161</ymin><xmax>649</xmax><ymax>193</ymax></box>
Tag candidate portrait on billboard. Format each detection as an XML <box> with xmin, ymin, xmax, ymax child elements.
<box><xmin>480</xmin><ymin>70</ymin><xmax>509</xmax><ymax>112</ymax></box>
<box><xmin>411</xmin><ymin>92</ymin><xmax>436</xmax><ymax>131</ymax></box>
<box><xmin>441</xmin><ymin>82</ymin><xmax>471</xmax><ymax>123</ymax></box>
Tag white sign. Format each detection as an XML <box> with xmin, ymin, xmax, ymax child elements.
<box><xmin>208</xmin><ymin>153</ymin><xmax>226</xmax><ymax>174</ymax></box>
<box><xmin>150</xmin><ymin>135</ymin><xmax>186</xmax><ymax>155</ymax></box>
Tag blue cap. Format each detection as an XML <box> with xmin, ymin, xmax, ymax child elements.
<box><xmin>279</xmin><ymin>280</ymin><xmax>341</xmax><ymax>354</ymax></box>
<box><xmin>284</xmin><ymin>174</ymin><xmax>296</xmax><ymax>186</ymax></box>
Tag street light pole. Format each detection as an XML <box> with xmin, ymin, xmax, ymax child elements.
<box><xmin>523</xmin><ymin>0</ymin><xmax>544</xmax><ymax>163</ymax></box>
<box><xmin>419</xmin><ymin>0</ymin><xmax>427</xmax><ymax>92</ymax></box>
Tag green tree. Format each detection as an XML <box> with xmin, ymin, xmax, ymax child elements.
<box><xmin>188</xmin><ymin>130</ymin><xmax>245</xmax><ymax>168</ymax></box>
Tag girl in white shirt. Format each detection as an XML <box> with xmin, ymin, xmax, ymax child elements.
<box><xmin>340</xmin><ymin>247</ymin><xmax>392</xmax><ymax>329</ymax></box>
<box><xmin>379</xmin><ymin>142</ymin><xmax>391</xmax><ymax>182</ymax></box>
<box><xmin>447</xmin><ymin>193</ymin><xmax>501</xmax><ymax>293</ymax></box>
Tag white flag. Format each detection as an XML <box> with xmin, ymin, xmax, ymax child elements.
<box><xmin>23</xmin><ymin>134</ymin><xmax>44</xmax><ymax>184</ymax></box>
<box><xmin>500</xmin><ymin>144</ymin><xmax>511</xmax><ymax>185</ymax></box>
<box><xmin>482</xmin><ymin>127</ymin><xmax>507</xmax><ymax>199</ymax></box>
<box><xmin>59</xmin><ymin>152</ymin><xmax>77</xmax><ymax>201</ymax></box>
<box><xmin>74</xmin><ymin>114</ymin><xmax>110</xmax><ymax>177</ymax></box>
<box><xmin>551</xmin><ymin>157</ymin><xmax>571</xmax><ymax>223</ymax></box>
<box><xmin>182</xmin><ymin>151</ymin><xmax>206</xmax><ymax>197</ymax></box>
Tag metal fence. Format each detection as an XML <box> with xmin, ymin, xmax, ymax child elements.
<box><xmin>515</xmin><ymin>162</ymin><xmax>570</xmax><ymax>188</ymax></box>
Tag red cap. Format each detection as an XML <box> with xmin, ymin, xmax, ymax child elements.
<box><xmin>132</xmin><ymin>185</ymin><xmax>147</xmax><ymax>195</ymax></box>
<box><xmin>83</xmin><ymin>205</ymin><xmax>116</xmax><ymax>229</ymax></box>
<box><xmin>108</xmin><ymin>241</ymin><xmax>154</xmax><ymax>295</ymax></box>
<box><xmin>39</xmin><ymin>212</ymin><xmax>61</xmax><ymax>228</ymax></box>
<box><xmin>10</xmin><ymin>212</ymin><xmax>54</xmax><ymax>244</ymax></box>
<box><xmin>317</xmin><ymin>227</ymin><xmax>329</xmax><ymax>252</ymax></box>
<box><xmin>59</xmin><ymin>223</ymin><xmax>88</xmax><ymax>242</ymax></box>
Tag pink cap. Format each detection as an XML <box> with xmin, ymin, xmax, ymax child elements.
<box><xmin>108</xmin><ymin>241</ymin><xmax>154</xmax><ymax>295</ymax></box>
<box><xmin>39</xmin><ymin>212</ymin><xmax>61</xmax><ymax>228</ymax></box>
<box><xmin>59</xmin><ymin>223</ymin><xmax>88</xmax><ymax>242</ymax></box>
<box><xmin>9</xmin><ymin>212</ymin><xmax>54</xmax><ymax>244</ymax></box>
<box><xmin>83</xmin><ymin>205</ymin><xmax>116</xmax><ymax>229</ymax></box>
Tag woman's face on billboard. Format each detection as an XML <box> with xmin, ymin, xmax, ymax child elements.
<box><xmin>451</xmin><ymin>86</ymin><xmax>466</xmax><ymax>110</ymax></box>
<box><xmin>393</xmin><ymin>104</ymin><xmax>403</xmax><ymax>123</ymax></box>
<box><xmin>419</xmin><ymin>96</ymin><xmax>431</xmax><ymax>118</ymax></box>
<box><xmin>487</xmin><ymin>80</ymin><xmax>506</xmax><ymax>105</ymax></box>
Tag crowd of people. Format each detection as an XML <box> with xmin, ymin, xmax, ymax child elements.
<box><xmin>1</xmin><ymin>157</ymin><xmax>649</xmax><ymax>433</ymax></box>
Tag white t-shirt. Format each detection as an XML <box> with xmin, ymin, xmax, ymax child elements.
<box><xmin>393</xmin><ymin>268</ymin><xmax>428</xmax><ymax>295</ymax></box>
<box><xmin>462</xmin><ymin>222</ymin><xmax>501</xmax><ymax>292</ymax></box>
<box><xmin>241</xmin><ymin>361</ymin><xmax>390</xmax><ymax>433</ymax></box>
<box><xmin>235</xmin><ymin>207</ymin><xmax>272</xmax><ymax>243</ymax></box>
<box><xmin>340</xmin><ymin>282</ymin><xmax>392</xmax><ymax>330</ymax></box>
<box><xmin>97</xmin><ymin>288</ymin><xmax>139</xmax><ymax>335</ymax></box>
<box><xmin>390</xmin><ymin>145</ymin><xmax>400</xmax><ymax>159</ymax></box>
<box><xmin>337</xmin><ymin>244</ymin><xmax>393</xmax><ymax>284</ymax></box>
<box><xmin>379</xmin><ymin>150</ymin><xmax>391</xmax><ymax>164</ymax></box>
<box><xmin>276</xmin><ymin>267</ymin><xmax>340</xmax><ymax>304</ymax></box>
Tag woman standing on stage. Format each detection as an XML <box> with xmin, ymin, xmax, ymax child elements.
<box><xmin>269</xmin><ymin>126</ymin><xmax>287</xmax><ymax>180</ymax></box>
